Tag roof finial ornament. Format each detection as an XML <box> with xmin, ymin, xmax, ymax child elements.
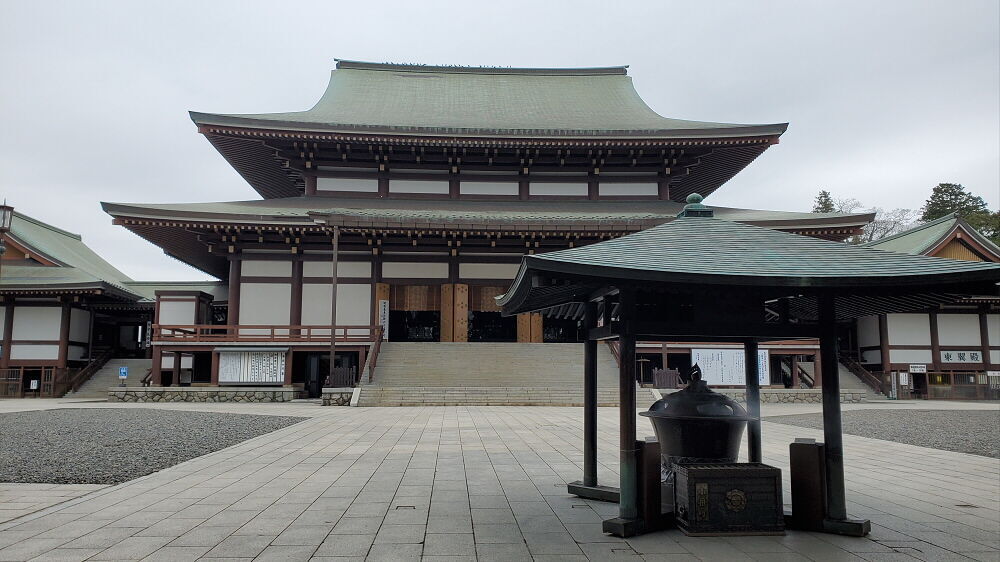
<box><xmin>678</xmin><ymin>193</ymin><xmax>713</xmax><ymax>218</ymax></box>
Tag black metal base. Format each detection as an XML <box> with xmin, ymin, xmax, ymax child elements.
<box><xmin>567</xmin><ymin>481</ymin><xmax>620</xmax><ymax>503</ymax></box>
<box><xmin>602</xmin><ymin>517</ymin><xmax>645</xmax><ymax>537</ymax></box>
<box><xmin>823</xmin><ymin>517</ymin><xmax>871</xmax><ymax>537</ymax></box>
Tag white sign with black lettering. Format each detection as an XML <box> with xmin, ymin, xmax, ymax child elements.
<box><xmin>218</xmin><ymin>350</ymin><xmax>285</xmax><ymax>385</ymax></box>
<box><xmin>690</xmin><ymin>349</ymin><xmax>769</xmax><ymax>386</ymax></box>
<box><xmin>378</xmin><ymin>299</ymin><xmax>389</xmax><ymax>340</ymax></box>
<box><xmin>908</xmin><ymin>364</ymin><xmax>926</xmax><ymax>374</ymax></box>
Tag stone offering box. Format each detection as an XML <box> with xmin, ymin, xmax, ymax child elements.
<box><xmin>673</xmin><ymin>462</ymin><xmax>785</xmax><ymax>536</ymax></box>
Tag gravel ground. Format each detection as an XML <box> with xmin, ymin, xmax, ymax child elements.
<box><xmin>765</xmin><ymin>409</ymin><xmax>1000</xmax><ymax>458</ymax></box>
<box><xmin>0</xmin><ymin>408</ymin><xmax>306</xmax><ymax>484</ymax></box>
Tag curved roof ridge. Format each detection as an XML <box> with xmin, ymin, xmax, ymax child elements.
<box><xmin>334</xmin><ymin>59</ymin><xmax>629</xmax><ymax>76</ymax></box>
<box><xmin>13</xmin><ymin>211</ymin><xmax>82</xmax><ymax>241</ymax></box>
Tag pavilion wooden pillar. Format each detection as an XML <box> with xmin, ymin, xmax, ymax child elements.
<box><xmin>743</xmin><ymin>339</ymin><xmax>762</xmax><ymax>463</ymax></box>
<box><xmin>150</xmin><ymin>346</ymin><xmax>162</xmax><ymax>385</ymax></box>
<box><xmin>583</xmin><ymin>302</ymin><xmax>598</xmax><ymax>487</ymax></box>
<box><xmin>172</xmin><ymin>351</ymin><xmax>181</xmax><ymax>387</ymax></box>
<box><xmin>791</xmin><ymin>354</ymin><xmax>800</xmax><ymax>388</ymax></box>
<box><xmin>329</xmin><ymin>227</ymin><xmax>339</xmax><ymax>384</ymax></box>
<box><xmin>0</xmin><ymin>300</ymin><xmax>13</xmax><ymax>369</ymax></box>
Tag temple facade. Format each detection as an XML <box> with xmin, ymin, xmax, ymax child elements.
<box><xmin>99</xmin><ymin>61</ymin><xmax>874</xmax><ymax>397</ymax></box>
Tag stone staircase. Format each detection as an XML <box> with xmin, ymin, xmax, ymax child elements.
<box><xmin>358</xmin><ymin>342</ymin><xmax>620</xmax><ymax>406</ymax></box>
<box><xmin>65</xmin><ymin>358</ymin><xmax>152</xmax><ymax>399</ymax></box>
<box><xmin>799</xmin><ymin>362</ymin><xmax>882</xmax><ymax>401</ymax></box>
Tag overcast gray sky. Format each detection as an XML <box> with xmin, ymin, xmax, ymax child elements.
<box><xmin>2</xmin><ymin>0</ymin><xmax>998</xmax><ymax>281</ymax></box>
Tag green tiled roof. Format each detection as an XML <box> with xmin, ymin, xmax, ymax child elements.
<box><xmin>190</xmin><ymin>60</ymin><xmax>787</xmax><ymax>139</ymax></box>
<box><xmin>863</xmin><ymin>213</ymin><xmax>1000</xmax><ymax>258</ymax></box>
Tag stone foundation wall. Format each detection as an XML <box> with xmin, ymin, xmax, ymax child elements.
<box><xmin>322</xmin><ymin>388</ymin><xmax>353</xmax><ymax>406</ymax></box>
<box><xmin>107</xmin><ymin>386</ymin><xmax>297</xmax><ymax>403</ymax></box>
<box><xmin>658</xmin><ymin>388</ymin><xmax>866</xmax><ymax>404</ymax></box>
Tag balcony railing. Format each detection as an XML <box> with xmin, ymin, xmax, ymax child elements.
<box><xmin>153</xmin><ymin>324</ymin><xmax>382</xmax><ymax>344</ymax></box>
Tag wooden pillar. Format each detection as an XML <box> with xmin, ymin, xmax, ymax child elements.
<box><xmin>150</xmin><ymin>346</ymin><xmax>162</xmax><ymax>386</ymax></box>
<box><xmin>172</xmin><ymin>351</ymin><xmax>181</xmax><ymax>387</ymax></box>
<box><xmin>454</xmin><ymin>283</ymin><xmax>468</xmax><ymax>342</ymax></box>
<box><xmin>227</xmin><ymin>258</ymin><xmax>241</xmax><ymax>326</ymax></box>
<box><xmin>587</xmin><ymin>173</ymin><xmax>599</xmax><ymax>200</ymax></box>
<box><xmin>304</xmin><ymin>175</ymin><xmax>317</xmax><ymax>197</ymax></box>
<box><xmin>210</xmin><ymin>351</ymin><xmax>220</xmax><ymax>385</ymax></box>
<box><xmin>583</xmin><ymin>302</ymin><xmax>598</xmax><ymax>487</ymax></box>
<box><xmin>743</xmin><ymin>339</ymin><xmax>762</xmax><ymax>463</ymax></box>
<box><xmin>284</xmin><ymin>350</ymin><xmax>293</xmax><ymax>386</ymax></box>
<box><xmin>329</xmin><ymin>227</ymin><xmax>339</xmax><ymax>382</ymax></box>
<box><xmin>518</xmin><ymin>176</ymin><xmax>529</xmax><ymax>201</ymax></box>
<box><xmin>56</xmin><ymin>301</ymin><xmax>71</xmax><ymax>369</ymax></box>
<box><xmin>929</xmin><ymin>311</ymin><xmax>942</xmax><ymax>371</ymax></box>
<box><xmin>516</xmin><ymin>314</ymin><xmax>531</xmax><ymax>342</ymax></box>
<box><xmin>657</xmin><ymin>174</ymin><xmax>670</xmax><ymax>200</ymax></box>
<box><xmin>290</xmin><ymin>260</ymin><xmax>303</xmax><ymax>331</ymax></box>
<box><xmin>979</xmin><ymin>309</ymin><xmax>993</xmax><ymax>370</ymax></box>
<box><xmin>530</xmin><ymin>313</ymin><xmax>543</xmax><ymax>343</ymax></box>
<box><xmin>378</xmin><ymin>175</ymin><xmax>389</xmax><ymax>198</ymax></box>
<box><xmin>660</xmin><ymin>343</ymin><xmax>668</xmax><ymax>373</ymax></box>
<box><xmin>818</xmin><ymin>295</ymin><xmax>847</xmax><ymax>521</ymax></box>
<box><xmin>877</xmin><ymin>314</ymin><xmax>890</xmax><ymax>372</ymax></box>
<box><xmin>449</xmin><ymin>176</ymin><xmax>460</xmax><ymax>199</ymax></box>
<box><xmin>813</xmin><ymin>350</ymin><xmax>823</xmax><ymax>387</ymax></box>
<box><xmin>616</xmin><ymin>289</ymin><xmax>639</xmax><ymax>526</ymax></box>
<box><xmin>441</xmin><ymin>284</ymin><xmax>454</xmax><ymax>342</ymax></box>
<box><xmin>0</xmin><ymin>300</ymin><xmax>14</xmax><ymax>369</ymax></box>
<box><xmin>791</xmin><ymin>354</ymin><xmax>800</xmax><ymax>388</ymax></box>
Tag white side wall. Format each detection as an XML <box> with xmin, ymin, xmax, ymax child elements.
<box><xmin>461</xmin><ymin>182</ymin><xmax>519</xmax><ymax>196</ymax></box>
<box><xmin>530</xmin><ymin>183</ymin><xmax>588</xmax><ymax>196</ymax></box>
<box><xmin>239</xmin><ymin>283</ymin><xmax>291</xmax><ymax>325</ymax></box>
<box><xmin>988</xmin><ymin>314</ymin><xmax>999</xmax><ymax>346</ymax></box>
<box><xmin>390</xmin><ymin>180</ymin><xmax>449</xmax><ymax>194</ymax></box>
<box><xmin>886</xmin><ymin>313</ymin><xmax>931</xmax><ymax>346</ymax></box>
<box><xmin>937</xmin><ymin>314</ymin><xmax>981</xmax><ymax>346</ymax></box>
<box><xmin>303</xmin><ymin>261</ymin><xmax>372</xmax><ymax>277</ymax></box>
<box><xmin>158</xmin><ymin>300</ymin><xmax>196</xmax><ymax>325</ymax></box>
<box><xmin>10</xmin><ymin>344</ymin><xmax>58</xmax><ymax>360</ymax></box>
<box><xmin>382</xmin><ymin>262</ymin><xmax>448</xmax><ymax>279</ymax></box>
<box><xmin>598</xmin><ymin>183</ymin><xmax>658</xmax><ymax>196</ymax></box>
<box><xmin>242</xmin><ymin>260</ymin><xmax>292</xmax><ymax>277</ymax></box>
<box><xmin>888</xmin><ymin>349</ymin><xmax>934</xmax><ymax>364</ymax></box>
<box><xmin>317</xmin><ymin>177</ymin><xmax>379</xmax><ymax>192</ymax></box>
<box><xmin>459</xmin><ymin>263</ymin><xmax>520</xmax><ymax>280</ymax></box>
<box><xmin>12</xmin><ymin>307</ymin><xmax>61</xmax><ymax>340</ymax></box>
<box><xmin>856</xmin><ymin>315</ymin><xmax>880</xmax><ymax>349</ymax></box>
<box><xmin>301</xmin><ymin>284</ymin><xmax>372</xmax><ymax>328</ymax></box>
<box><xmin>69</xmin><ymin>308</ymin><xmax>90</xmax><ymax>342</ymax></box>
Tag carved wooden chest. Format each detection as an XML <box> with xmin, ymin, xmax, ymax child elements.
<box><xmin>673</xmin><ymin>462</ymin><xmax>785</xmax><ymax>536</ymax></box>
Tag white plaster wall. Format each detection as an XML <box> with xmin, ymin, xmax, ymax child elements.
<box><xmin>856</xmin><ymin>316</ymin><xmax>880</xmax><ymax>348</ymax></box>
<box><xmin>991</xmin><ymin>350</ymin><xmax>1000</xmax><ymax>365</ymax></box>
<box><xmin>888</xmin><ymin>349</ymin><xmax>933</xmax><ymax>364</ymax></box>
<box><xmin>530</xmin><ymin>183</ymin><xmax>588</xmax><ymax>196</ymax></box>
<box><xmin>161</xmin><ymin>355</ymin><xmax>194</xmax><ymax>369</ymax></box>
<box><xmin>886</xmin><ymin>314</ymin><xmax>931</xmax><ymax>346</ymax></box>
<box><xmin>461</xmin><ymin>182</ymin><xmax>519</xmax><ymax>196</ymax></box>
<box><xmin>158</xmin><ymin>300</ymin><xmax>195</xmax><ymax>325</ymax></box>
<box><xmin>459</xmin><ymin>263</ymin><xmax>521</xmax><ymax>280</ymax></box>
<box><xmin>10</xmin><ymin>344</ymin><xmax>58</xmax><ymax>360</ymax></box>
<box><xmin>390</xmin><ymin>180</ymin><xmax>449</xmax><ymax>194</ymax></box>
<box><xmin>936</xmin><ymin>314</ymin><xmax>981</xmax><ymax>346</ymax></box>
<box><xmin>988</xmin><ymin>314</ymin><xmax>999</xmax><ymax>346</ymax></box>
<box><xmin>303</xmin><ymin>261</ymin><xmax>372</xmax><ymax>278</ymax></box>
<box><xmin>382</xmin><ymin>262</ymin><xmax>448</xmax><ymax>279</ymax></box>
<box><xmin>598</xmin><ymin>183</ymin><xmax>658</xmax><ymax>196</ymax></box>
<box><xmin>239</xmin><ymin>283</ymin><xmax>291</xmax><ymax>325</ymax></box>
<box><xmin>69</xmin><ymin>309</ymin><xmax>90</xmax><ymax>342</ymax></box>
<box><xmin>301</xmin><ymin>283</ymin><xmax>372</xmax><ymax>327</ymax></box>
<box><xmin>317</xmin><ymin>177</ymin><xmax>379</xmax><ymax>192</ymax></box>
<box><xmin>12</xmin><ymin>307</ymin><xmax>61</xmax><ymax>340</ymax></box>
<box><xmin>242</xmin><ymin>260</ymin><xmax>292</xmax><ymax>277</ymax></box>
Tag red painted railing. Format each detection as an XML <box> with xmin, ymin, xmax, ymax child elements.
<box><xmin>153</xmin><ymin>324</ymin><xmax>382</xmax><ymax>344</ymax></box>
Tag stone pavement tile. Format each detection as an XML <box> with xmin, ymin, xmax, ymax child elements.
<box><xmin>106</xmin><ymin>510</ymin><xmax>173</xmax><ymax>528</ymax></box>
<box><xmin>563</xmin><ymin>523</ymin><xmax>622</xmax><ymax>544</ymax></box>
<box><xmin>167</xmin><ymin>525</ymin><xmax>238</xmax><ymax>547</ymax></box>
<box><xmin>272</xmin><ymin>524</ymin><xmax>331</xmax><ymax>546</ymax></box>
<box><xmin>552</xmin><ymin>506</ymin><xmax>604</xmax><ymax>524</ymax></box>
<box><xmin>202</xmin><ymin>534</ymin><xmax>273</xmax><ymax>558</ymax></box>
<box><xmin>60</xmin><ymin>526</ymin><xmax>139</xmax><ymax>549</ymax></box>
<box><xmin>34</xmin><ymin>519</ymin><xmax>107</xmax><ymax>540</ymax></box>
<box><xmin>961</xmin><ymin>553</ymin><xmax>1000</xmax><ymax>562</ymax></box>
<box><xmin>471</xmin><ymin>508</ymin><xmax>515</xmax><ymax>525</ymax></box>
<box><xmin>429</xmin><ymin>501</ymin><xmax>470</xmax><ymax>518</ymax></box>
<box><xmin>26</xmin><ymin>547</ymin><xmax>105</xmax><ymax>562</ymax></box>
<box><xmin>720</xmin><ymin>535</ymin><xmax>795</xmax><ymax>553</ymax></box>
<box><xmin>469</xmin><ymin>495</ymin><xmax>508</xmax><ymax>509</ymax></box>
<box><xmin>515</xmin><ymin>514</ymin><xmax>568</xmax><ymax>533</ymax></box>
<box><xmin>523</xmin><ymin>531</ymin><xmax>584</xmax><ymax>555</ymax></box>
<box><xmin>346</xmin><ymin>502</ymin><xmax>390</xmax><ymax>518</ymax></box>
<box><xmin>419</xmin><ymin>556</ymin><xmax>476</xmax><ymax>562</ymax></box>
<box><xmin>134</xmin><ymin>516</ymin><xmax>206</xmax><ymax>537</ymax></box>
<box><xmin>813</xmin><ymin>532</ymin><xmax>898</xmax><ymax>553</ymax></box>
<box><xmin>374</xmin><ymin>524</ymin><xmax>426</xmax><ymax>544</ymax></box>
<box><xmin>426</xmin><ymin>516</ymin><xmax>472</xmax><ymax>534</ymax></box>
<box><xmin>908</xmin><ymin>530</ymin><xmax>1000</xmax><ymax>552</ymax></box>
<box><xmin>431</xmin><ymin>491</ymin><xmax>469</xmax><ymax>504</ymax></box>
<box><xmin>311</xmin><ymin>497</ymin><xmax>356</xmax><ymax>511</ymax></box>
<box><xmin>0</xmin><ymin>538</ymin><xmax>70</xmax><ymax>561</ymax></box>
<box><xmin>365</xmin><ymin>543</ymin><xmax>423</xmax><ymax>561</ymax></box>
<box><xmin>331</xmin><ymin>516</ymin><xmax>383</xmax><ymax>535</ymax></box>
<box><xmin>673</xmin><ymin>538</ymin><xmax>750</xmax><ymax>560</ymax></box>
<box><xmin>509</xmin><ymin>501</ymin><xmax>555</xmax><ymax>516</ymax></box>
<box><xmin>138</xmin><ymin>545</ymin><xmax>211</xmax><ymax>561</ymax></box>
<box><xmin>530</xmin><ymin>556</ymin><xmax>591</xmax><ymax>562</ymax></box>
<box><xmin>579</xmin><ymin>542</ymin><xmax>642</xmax><ymax>559</ymax></box>
<box><xmin>472</xmin><ymin>523</ymin><xmax>522</xmax><ymax>544</ymax></box>
<box><xmin>314</xmin><ymin>533</ymin><xmax>375</xmax><ymax>557</ymax></box>
<box><xmin>202</xmin><ymin>510</ymin><xmax>262</xmax><ymax>528</ymax></box>
<box><xmin>625</xmin><ymin>532</ymin><xmax>690</xmax><ymax>555</ymax></box>
<box><xmin>254</xmin><ymin>545</ymin><xmax>316</xmax><ymax>561</ymax></box>
<box><xmin>475</xmin><ymin>542</ymin><xmax>532</xmax><ymax>561</ymax></box>
<box><xmin>637</xmin><ymin>555</ymin><xmax>700</xmax><ymax>562</ymax></box>
<box><xmin>89</xmin><ymin>536</ymin><xmax>173</xmax><ymax>560</ymax></box>
<box><xmin>394</xmin><ymin>485</ymin><xmax>432</xmax><ymax>498</ymax></box>
<box><xmin>853</xmin><ymin>554</ymin><xmax>923</xmax><ymax>562</ymax></box>
<box><xmin>423</xmin><ymin>533</ymin><xmax>475</xmax><ymax>556</ymax></box>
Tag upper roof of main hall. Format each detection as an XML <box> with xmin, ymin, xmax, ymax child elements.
<box><xmin>189</xmin><ymin>60</ymin><xmax>788</xmax><ymax>140</ymax></box>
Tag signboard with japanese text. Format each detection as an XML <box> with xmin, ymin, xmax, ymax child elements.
<box><xmin>691</xmin><ymin>349</ymin><xmax>769</xmax><ymax>386</ymax></box>
<box><xmin>940</xmin><ymin>350</ymin><xmax>983</xmax><ymax>364</ymax></box>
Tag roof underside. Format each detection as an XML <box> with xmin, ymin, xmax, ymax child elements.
<box><xmin>191</xmin><ymin>61</ymin><xmax>787</xmax><ymax>139</ymax></box>
<box><xmin>498</xmin><ymin>217</ymin><xmax>1000</xmax><ymax>321</ymax></box>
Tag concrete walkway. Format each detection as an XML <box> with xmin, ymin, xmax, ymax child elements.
<box><xmin>0</xmin><ymin>400</ymin><xmax>996</xmax><ymax>561</ymax></box>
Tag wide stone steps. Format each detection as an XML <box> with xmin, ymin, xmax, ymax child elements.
<box><xmin>67</xmin><ymin>358</ymin><xmax>152</xmax><ymax>399</ymax></box>
<box><xmin>361</xmin><ymin>342</ymin><xmax>620</xmax><ymax>406</ymax></box>
<box><xmin>357</xmin><ymin>386</ymin><xmax>621</xmax><ymax>407</ymax></box>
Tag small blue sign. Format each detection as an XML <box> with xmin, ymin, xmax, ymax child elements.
<box><xmin>119</xmin><ymin>366</ymin><xmax>128</xmax><ymax>379</ymax></box>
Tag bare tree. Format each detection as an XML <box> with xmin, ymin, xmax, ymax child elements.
<box><xmin>855</xmin><ymin>207</ymin><xmax>920</xmax><ymax>244</ymax></box>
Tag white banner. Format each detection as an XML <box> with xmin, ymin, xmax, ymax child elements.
<box><xmin>691</xmin><ymin>349</ymin><xmax>769</xmax><ymax>386</ymax></box>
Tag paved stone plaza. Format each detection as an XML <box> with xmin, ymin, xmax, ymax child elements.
<box><xmin>0</xmin><ymin>399</ymin><xmax>997</xmax><ymax>561</ymax></box>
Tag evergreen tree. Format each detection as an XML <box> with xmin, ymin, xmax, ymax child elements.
<box><xmin>812</xmin><ymin>190</ymin><xmax>835</xmax><ymax>213</ymax></box>
<box><xmin>920</xmin><ymin>183</ymin><xmax>999</xmax><ymax>244</ymax></box>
